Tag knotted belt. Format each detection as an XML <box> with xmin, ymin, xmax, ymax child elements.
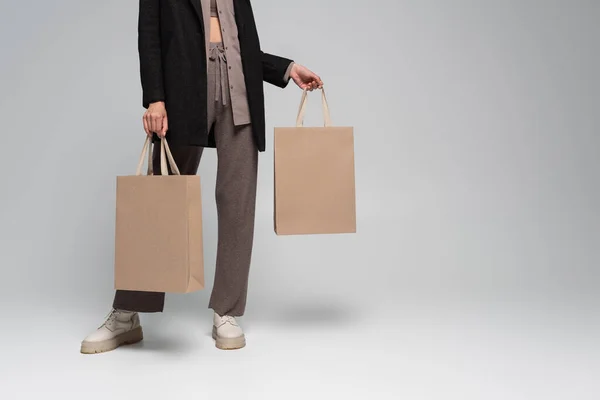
<box><xmin>208</xmin><ymin>43</ymin><xmax>228</xmax><ymax>106</ymax></box>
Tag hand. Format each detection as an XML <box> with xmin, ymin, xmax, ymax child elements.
<box><xmin>290</xmin><ymin>63</ymin><xmax>323</xmax><ymax>91</ymax></box>
<box><xmin>143</xmin><ymin>101</ymin><xmax>168</xmax><ymax>138</ymax></box>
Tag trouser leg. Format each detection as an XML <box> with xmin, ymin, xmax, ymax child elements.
<box><xmin>206</xmin><ymin>42</ymin><xmax>258</xmax><ymax>317</ymax></box>
<box><xmin>208</xmin><ymin>122</ymin><xmax>257</xmax><ymax>317</ymax></box>
<box><xmin>112</xmin><ymin>138</ymin><xmax>204</xmax><ymax>312</ymax></box>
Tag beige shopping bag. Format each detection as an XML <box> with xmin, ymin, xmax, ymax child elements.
<box><xmin>274</xmin><ymin>88</ymin><xmax>356</xmax><ymax>235</ymax></box>
<box><xmin>114</xmin><ymin>137</ymin><xmax>204</xmax><ymax>293</ymax></box>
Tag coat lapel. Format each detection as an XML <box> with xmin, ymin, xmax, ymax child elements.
<box><xmin>232</xmin><ymin>0</ymin><xmax>245</xmax><ymax>29</ymax></box>
<box><xmin>188</xmin><ymin>0</ymin><xmax>205</xmax><ymax>34</ymax></box>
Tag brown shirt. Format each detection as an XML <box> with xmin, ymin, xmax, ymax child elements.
<box><xmin>201</xmin><ymin>0</ymin><xmax>293</xmax><ymax>126</ymax></box>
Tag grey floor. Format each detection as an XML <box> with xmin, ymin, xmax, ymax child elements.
<box><xmin>1</xmin><ymin>213</ymin><xmax>599</xmax><ymax>399</ymax></box>
<box><xmin>2</xmin><ymin>291</ymin><xmax>598</xmax><ymax>399</ymax></box>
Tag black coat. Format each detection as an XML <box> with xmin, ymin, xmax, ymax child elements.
<box><xmin>139</xmin><ymin>0</ymin><xmax>293</xmax><ymax>152</ymax></box>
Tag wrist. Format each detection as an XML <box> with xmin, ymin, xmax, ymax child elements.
<box><xmin>284</xmin><ymin>62</ymin><xmax>295</xmax><ymax>82</ymax></box>
<box><xmin>149</xmin><ymin>101</ymin><xmax>165</xmax><ymax>109</ymax></box>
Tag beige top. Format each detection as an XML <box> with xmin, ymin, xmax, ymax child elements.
<box><xmin>201</xmin><ymin>0</ymin><xmax>250</xmax><ymax>125</ymax></box>
<box><xmin>200</xmin><ymin>0</ymin><xmax>293</xmax><ymax>126</ymax></box>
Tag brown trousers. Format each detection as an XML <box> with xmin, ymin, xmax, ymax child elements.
<box><xmin>113</xmin><ymin>42</ymin><xmax>258</xmax><ymax>317</ymax></box>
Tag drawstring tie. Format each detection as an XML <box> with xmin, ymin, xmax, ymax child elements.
<box><xmin>209</xmin><ymin>44</ymin><xmax>228</xmax><ymax>106</ymax></box>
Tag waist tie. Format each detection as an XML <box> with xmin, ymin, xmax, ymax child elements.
<box><xmin>209</xmin><ymin>43</ymin><xmax>228</xmax><ymax>106</ymax></box>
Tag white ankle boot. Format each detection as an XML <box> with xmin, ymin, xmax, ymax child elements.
<box><xmin>212</xmin><ymin>313</ymin><xmax>245</xmax><ymax>350</ymax></box>
<box><xmin>80</xmin><ymin>309</ymin><xmax>143</xmax><ymax>354</ymax></box>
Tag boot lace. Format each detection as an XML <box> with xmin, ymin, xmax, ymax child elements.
<box><xmin>98</xmin><ymin>308</ymin><xmax>131</xmax><ymax>329</ymax></box>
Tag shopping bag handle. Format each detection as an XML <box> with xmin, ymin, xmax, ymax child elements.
<box><xmin>135</xmin><ymin>136</ymin><xmax>181</xmax><ymax>176</ymax></box>
<box><xmin>295</xmin><ymin>87</ymin><xmax>332</xmax><ymax>128</ymax></box>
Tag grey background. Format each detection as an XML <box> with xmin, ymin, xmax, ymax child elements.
<box><xmin>0</xmin><ymin>0</ymin><xmax>598</xmax><ymax>399</ymax></box>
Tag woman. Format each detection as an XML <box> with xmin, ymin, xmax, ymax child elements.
<box><xmin>80</xmin><ymin>0</ymin><xmax>323</xmax><ymax>354</ymax></box>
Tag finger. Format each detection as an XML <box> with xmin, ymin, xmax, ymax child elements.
<box><xmin>154</xmin><ymin>116</ymin><xmax>164</xmax><ymax>138</ymax></box>
<box><xmin>143</xmin><ymin>115</ymin><xmax>150</xmax><ymax>136</ymax></box>
<box><xmin>317</xmin><ymin>76</ymin><xmax>324</xmax><ymax>88</ymax></box>
<box><xmin>162</xmin><ymin>115</ymin><xmax>169</xmax><ymax>136</ymax></box>
<box><xmin>150</xmin><ymin>115</ymin><xmax>158</xmax><ymax>136</ymax></box>
<box><xmin>148</xmin><ymin>115</ymin><xmax>155</xmax><ymax>135</ymax></box>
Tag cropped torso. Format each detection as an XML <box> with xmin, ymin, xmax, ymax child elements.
<box><xmin>201</xmin><ymin>0</ymin><xmax>251</xmax><ymax>125</ymax></box>
<box><xmin>209</xmin><ymin>0</ymin><xmax>223</xmax><ymax>42</ymax></box>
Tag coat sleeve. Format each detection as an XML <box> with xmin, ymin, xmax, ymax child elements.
<box><xmin>138</xmin><ymin>0</ymin><xmax>165</xmax><ymax>108</ymax></box>
<box><xmin>261</xmin><ymin>51</ymin><xmax>294</xmax><ymax>88</ymax></box>
<box><xmin>243</xmin><ymin>1</ymin><xmax>294</xmax><ymax>88</ymax></box>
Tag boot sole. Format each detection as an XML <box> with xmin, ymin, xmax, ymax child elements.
<box><xmin>80</xmin><ymin>326</ymin><xmax>144</xmax><ymax>354</ymax></box>
<box><xmin>212</xmin><ymin>326</ymin><xmax>246</xmax><ymax>350</ymax></box>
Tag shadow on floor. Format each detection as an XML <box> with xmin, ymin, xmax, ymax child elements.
<box><xmin>126</xmin><ymin>336</ymin><xmax>197</xmax><ymax>352</ymax></box>
<box><xmin>245</xmin><ymin>302</ymin><xmax>362</xmax><ymax>329</ymax></box>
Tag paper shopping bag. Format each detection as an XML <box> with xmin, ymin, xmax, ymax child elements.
<box><xmin>274</xmin><ymin>88</ymin><xmax>356</xmax><ymax>235</ymax></box>
<box><xmin>114</xmin><ymin>137</ymin><xmax>204</xmax><ymax>293</ymax></box>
